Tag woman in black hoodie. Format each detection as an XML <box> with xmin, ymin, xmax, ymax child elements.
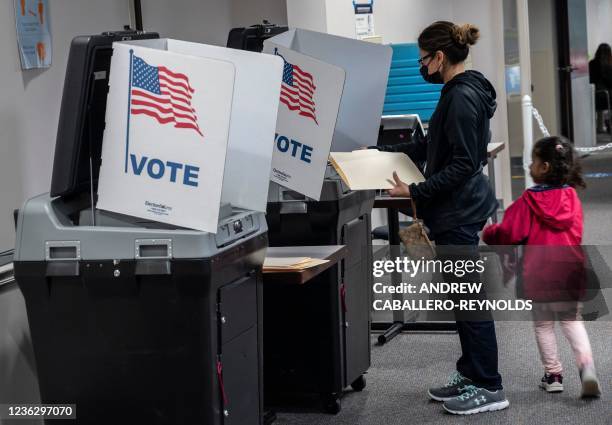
<box><xmin>589</xmin><ymin>43</ymin><xmax>612</xmax><ymax>131</ymax></box>
<box><xmin>384</xmin><ymin>21</ymin><xmax>508</xmax><ymax>415</ymax></box>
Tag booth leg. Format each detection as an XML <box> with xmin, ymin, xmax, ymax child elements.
<box><xmin>377</xmin><ymin>321</ymin><xmax>403</xmax><ymax>345</ymax></box>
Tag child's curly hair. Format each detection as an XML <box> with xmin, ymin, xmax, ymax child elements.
<box><xmin>533</xmin><ymin>136</ymin><xmax>586</xmax><ymax>189</ymax></box>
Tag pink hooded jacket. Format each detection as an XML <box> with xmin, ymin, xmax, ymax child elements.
<box><xmin>483</xmin><ymin>185</ymin><xmax>585</xmax><ymax>301</ymax></box>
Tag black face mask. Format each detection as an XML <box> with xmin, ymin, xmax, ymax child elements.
<box><xmin>420</xmin><ymin>64</ymin><xmax>444</xmax><ymax>85</ymax></box>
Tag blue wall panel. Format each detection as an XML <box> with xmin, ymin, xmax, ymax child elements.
<box><xmin>383</xmin><ymin>43</ymin><xmax>442</xmax><ymax>122</ymax></box>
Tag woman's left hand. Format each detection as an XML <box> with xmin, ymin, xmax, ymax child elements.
<box><xmin>387</xmin><ymin>171</ymin><xmax>411</xmax><ymax>197</ymax></box>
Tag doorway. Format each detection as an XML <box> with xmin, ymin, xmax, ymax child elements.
<box><xmin>555</xmin><ymin>0</ymin><xmax>595</xmax><ymax>147</ymax></box>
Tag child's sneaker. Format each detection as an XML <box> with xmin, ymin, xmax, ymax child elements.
<box><xmin>580</xmin><ymin>365</ymin><xmax>602</xmax><ymax>398</ymax></box>
<box><xmin>539</xmin><ymin>373</ymin><xmax>564</xmax><ymax>393</ymax></box>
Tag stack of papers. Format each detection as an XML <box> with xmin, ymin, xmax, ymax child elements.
<box><xmin>329</xmin><ymin>149</ymin><xmax>425</xmax><ymax>190</ymax></box>
<box><xmin>263</xmin><ymin>257</ymin><xmax>329</xmax><ymax>272</ymax></box>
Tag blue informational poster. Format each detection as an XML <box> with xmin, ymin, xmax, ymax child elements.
<box><xmin>14</xmin><ymin>0</ymin><xmax>52</xmax><ymax>70</ymax></box>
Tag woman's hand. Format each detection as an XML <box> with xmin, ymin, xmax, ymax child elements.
<box><xmin>387</xmin><ymin>171</ymin><xmax>411</xmax><ymax>197</ymax></box>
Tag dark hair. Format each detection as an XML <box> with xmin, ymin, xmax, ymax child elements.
<box><xmin>533</xmin><ymin>136</ymin><xmax>586</xmax><ymax>189</ymax></box>
<box><xmin>595</xmin><ymin>43</ymin><xmax>612</xmax><ymax>66</ymax></box>
<box><xmin>418</xmin><ymin>21</ymin><xmax>480</xmax><ymax>64</ymax></box>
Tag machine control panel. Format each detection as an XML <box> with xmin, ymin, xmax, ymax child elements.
<box><xmin>215</xmin><ymin>212</ymin><xmax>257</xmax><ymax>247</ymax></box>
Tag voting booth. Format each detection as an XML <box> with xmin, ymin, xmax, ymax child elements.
<box><xmin>13</xmin><ymin>31</ymin><xmax>282</xmax><ymax>425</ymax></box>
<box><xmin>96</xmin><ymin>38</ymin><xmax>283</xmax><ymax>231</ymax></box>
<box><xmin>261</xmin><ymin>29</ymin><xmax>392</xmax><ymax>413</ymax></box>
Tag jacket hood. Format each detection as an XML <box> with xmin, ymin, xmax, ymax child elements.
<box><xmin>523</xmin><ymin>186</ymin><xmax>580</xmax><ymax>230</ymax></box>
<box><xmin>443</xmin><ymin>70</ymin><xmax>497</xmax><ymax>118</ymax></box>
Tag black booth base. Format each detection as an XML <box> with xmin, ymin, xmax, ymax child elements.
<box><xmin>14</xmin><ymin>235</ymin><xmax>268</xmax><ymax>425</ymax></box>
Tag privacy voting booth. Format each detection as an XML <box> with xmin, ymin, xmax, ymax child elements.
<box><xmin>14</xmin><ymin>31</ymin><xmax>282</xmax><ymax>425</ymax></box>
<box><xmin>97</xmin><ymin>38</ymin><xmax>283</xmax><ymax>231</ymax></box>
<box><xmin>261</xmin><ymin>29</ymin><xmax>392</xmax><ymax>413</ymax></box>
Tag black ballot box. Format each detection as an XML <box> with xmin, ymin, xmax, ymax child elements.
<box><xmin>264</xmin><ymin>174</ymin><xmax>374</xmax><ymax>413</ymax></box>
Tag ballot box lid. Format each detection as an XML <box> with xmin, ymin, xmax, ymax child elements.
<box><xmin>50</xmin><ymin>30</ymin><xmax>159</xmax><ymax>198</ymax></box>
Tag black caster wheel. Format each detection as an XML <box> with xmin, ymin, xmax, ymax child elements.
<box><xmin>263</xmin><ymin>409</ymin><xmax>277</xmax><ymax>425</ymax></box>
<box><xmin>351</xmin><ymin>375</ymin><xmax>366</xmax><ymax>392</ymax></box>
<box><xmin>323</xmin><ymin>397</ymin><xmax>341</xmax><ymax>414</ymax></box>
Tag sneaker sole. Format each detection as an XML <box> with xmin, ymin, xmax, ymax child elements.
<box><xmin>428</xmin><ymin>390</ymin><xmax>456</xmax><ymax>402</ymax></box>
<box><xmin>581</xmin><ymin>379</ymin><xmax>602</xmax><ymax>398</ymax></box>
<box><xmin>539</xmin><ymin>382</ymin><xmax>564</xmax><ymax>393</ymax></box>
<box><xmin>443</xmin><ymin>400</ymin><xmax>510</xmax><ymax>415</ymax></box>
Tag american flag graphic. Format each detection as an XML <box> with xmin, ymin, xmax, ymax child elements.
<box><xmin>279</xmin><ymin>55</ymin><xmax>318</xmax><ymax>124</ymax></box>
<box><xmin>130</xmin><ymin>55</ymin><xmax>203</xmax><ymax>137</ymax></box>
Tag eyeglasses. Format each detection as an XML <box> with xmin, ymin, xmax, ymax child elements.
<box><xmin>418</xmin><ymin>53</ymin><xmax>433</xmax><ymax>66</ymax></box>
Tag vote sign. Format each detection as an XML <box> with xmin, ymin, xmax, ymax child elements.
<box><xmin>97</xmin><ymin>43</ymin><xmax>235</xmax><ymax>233</ymax></box>
<box><xmin>263</xmin><ymin>44</ymin><xmax>345</xmax><ymax>200</ymax></box>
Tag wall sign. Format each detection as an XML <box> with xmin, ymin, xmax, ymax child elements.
<box><xmin>15</xmin><ymin>0</ymin><xmax>51</xmax><ymax>69</ymax></box>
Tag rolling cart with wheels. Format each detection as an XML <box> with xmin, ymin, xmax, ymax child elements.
<box><xmin>264</xmin><ymin>174</ymin><xmax>373</xmax><ymax>414</ymax></box>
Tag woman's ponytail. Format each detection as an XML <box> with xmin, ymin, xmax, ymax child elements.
<box><xmin>452</xmin><ymin>24</ymin><xmax>480</xmax><ymax>47</ymax></box>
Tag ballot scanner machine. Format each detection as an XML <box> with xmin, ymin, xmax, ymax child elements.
<box><xmin>13</xmin><ymin>31</ymin><xmax>268</xmax><ymax>425</ymax></box>
<box><xmin>260</xmin><ymin>29</ymin><xmax>393</xmax><ymax>414</ymax></box>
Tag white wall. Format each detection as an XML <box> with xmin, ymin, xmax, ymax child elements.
<box><xmin>231</xmin><ymin>0</ymin><xmax>288</xmax><ymax>28</ymax></box>
<box><xmin>373</xmin><ymin>0</ymin><xmax>453</xmax><ymax>44</ymax></box>
<box><xmin>452</xmin><ymin>0</ymin><xmax>512</xmax><ymax>208</ymax></box>
<box><xmin>144</xmin><ymin>0</ymin><xmax>289</xmax><ymax>46</ymax></box>
<box><xmin>0</xmin><ymin>0</ymin><xmax>130</xmax><ymax>252</ymax></box>
<box><xmin>141</xmin><ymin>0</ymin><xmax>231</xmax><ymax>46</ymax></box>
<box><xmin>286</xmin><ymin>0</ymin><xmax>328</xmax><ymax>33</ymax></box>
<box><xmin>287</xmin><ymin>0</ymin><xmax>453</xmax><ymax>43</ymax></box>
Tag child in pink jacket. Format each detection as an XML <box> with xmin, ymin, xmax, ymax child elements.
<box><xmin>482</xmin><ymin>136</ymin><xmax>601</xmax><ymax>398</ymax></box>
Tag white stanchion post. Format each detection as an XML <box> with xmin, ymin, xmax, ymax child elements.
<box><xmin>522</xmin><ymin>95</ymin><xmax>534</xmax><ymax>188</ymax></box>
<box><xmin>517</xmin><ymin>0</ymin><xmax>533</xmax><ymax>188</ymax></box>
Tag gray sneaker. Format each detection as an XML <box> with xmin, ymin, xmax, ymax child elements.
<box><xmin>580</xmin><ymin>365</ymin><xmax>602</xmax><ymax>398</ymax></box>
<box><xmin>428</xmin><ymin>371</ymin><xmax>473</xmax><ymax>402</ymax></box>
<box><xmin>443</xmin><ymin>385</ymin><xmax>509</xmax><ymax>415</ymax></box>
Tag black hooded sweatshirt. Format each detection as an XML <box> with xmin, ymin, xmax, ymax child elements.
<box><xmin>377</xmin><ymin>70</ymin><xmax>498</xmax><ymax>235</ymax></box>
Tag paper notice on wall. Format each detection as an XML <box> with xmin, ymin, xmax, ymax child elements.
<box><xmin>353</xmin><ymin>0</ymin><xmax>375</xmax><ymax>39</ymax></box>
<box><xmin>355</xmin><ymin>14</ymin><xmax>375</xmax><ymax>39</ymax></box>
<box><xmin>262</xmin><ymin>43</ymin><xmax>345</xmax><ymax>200</ymax></box>
<box><xmin>14</xmin><ymin>0</ymin><xmax>52</xmax><ymax>69</ymax></box>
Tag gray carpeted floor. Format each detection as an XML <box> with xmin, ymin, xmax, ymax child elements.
<box><xmin>276</xmin><ymin>151</ymin><xmax>612</xmax><ymax>425</ymax></box>
<box><xmin>276</xmin><ymin>323</ymin><xmax>611</xmax><ymax>425</ymax></box>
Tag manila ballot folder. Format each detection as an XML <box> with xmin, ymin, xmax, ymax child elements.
<box><xmin>263</xmin><ymin>257</ymin><xmax>329</xmax><ymax>272</ymax></box>
<box><xmin>329</xmin><ymin>149</ymin><xmax>425</xmax><ymax>190</ymax></box>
